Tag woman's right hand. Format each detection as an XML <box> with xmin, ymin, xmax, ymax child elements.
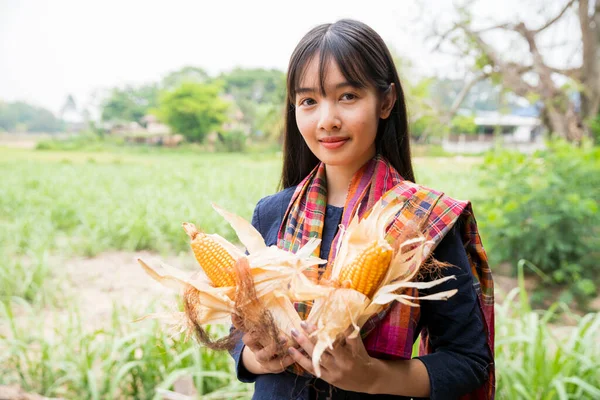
<box><xmin>241</xmin><ymin>330</ymin><xmax>295</xmax><ymax>374</ymax></box>
<box><xmin>233</xmin><ymin>314</ymin><xmax>295</xmax><ymax>374</ymax></box>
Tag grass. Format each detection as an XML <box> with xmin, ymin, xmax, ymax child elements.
<box><xmin>0</xmin><ymin>149</ymin><xmax>281</xmax><ymax>259</ymax></box>
<box><xmin>0</xmin><ymin>298</ymin><xmax>251</xmax><ymax>399</ymax></box>
<box><xmin>0</xmin><ymin>147</ymin><xmax>480</xmax><ymax>260</ymax></box>
<box><xmin>495</xmin><ymin>262</ymin><xmax>600</xmax><ymax>399</ymax></box>
<box><xmin>2</xmin><ymin>146</ymin><xmax>597</xmax><ymax>398</ymax></box>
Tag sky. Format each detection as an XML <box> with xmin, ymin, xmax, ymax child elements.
<box><xmin>0</xmin><ymin>0</ymin><xmax>581</xmax><ymax>115</ymax></box>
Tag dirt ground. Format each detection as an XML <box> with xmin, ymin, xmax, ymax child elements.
<box><xmin>62</xmin><ymin>251</ymin><xmax>185</xmax><ymax>322</ymax></box>
<box><xmin>51</xmin><ymin>252</ymin><xmax>600</xmax><ymax>329</ymax></box>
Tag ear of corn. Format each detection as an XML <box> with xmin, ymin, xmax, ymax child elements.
<box><xmin>337</xmin><ymin>240</ymin><xmax>392</xmax><ymax>298</ymax></box>
<box><xmin>183</xmin><ymin>222</ymin><xmax>236</xmax><ymax>287</ymax></box>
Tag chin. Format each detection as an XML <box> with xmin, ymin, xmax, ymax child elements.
<box><xmin>315</xmin><ymin>152</ymin><xmax>351</xmax><ymax>167</ymax></box>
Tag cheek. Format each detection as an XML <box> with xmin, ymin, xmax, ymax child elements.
<box><xmin>296</xmin><ymin>115</ymin><xmax>318</xmax><ymax>141</ymax></box>
<box><xmin>351</xmin><ymin>110</ymin><xmax>378</xmax><ymax>139</ymax></box>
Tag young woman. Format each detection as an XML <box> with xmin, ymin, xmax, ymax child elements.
<box><xmin>229</xmin><ymin>19</ymin><xmax>495</xmax><ymax>400</ymax></box>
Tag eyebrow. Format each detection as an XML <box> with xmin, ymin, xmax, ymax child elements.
<box><xmin>295</xmin><ymin>81</ymin><xmax>359</xmax><ymax>95</ymax></box>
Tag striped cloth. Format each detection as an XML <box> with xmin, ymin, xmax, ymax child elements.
<box><xmin>277</xmin><ymin>154</ymin><xmax>495</xmax><ymax>400</ymax></box>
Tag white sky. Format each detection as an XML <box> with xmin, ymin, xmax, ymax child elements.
<box><xmin>0</xmin><ymin>0</ymin><xmax>580</xmax><ymax>115</ymax></box>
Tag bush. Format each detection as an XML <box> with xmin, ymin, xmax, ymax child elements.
<box><xmin>588</xmin><ymin>113</ymin><xmax>600</xmax><ymax>144</ymax></box>
<box><xmin>450</xmin><ymin>115</ymin><xmax>477</xmax><ymax>135</ymax></box>
<box><xmin>35</xmin><ymin>133</ymin><xmax>125</xmax><ymax>151</ymax></box>
<box><xmin>478</xmin><ymin>140</ymin><xmax>600</xmax><ymax>303</ymax></box>
<box><xmin>216</xmin><ymin>130</ymin><xmax>247</xmax><ymax>153</ymax></box>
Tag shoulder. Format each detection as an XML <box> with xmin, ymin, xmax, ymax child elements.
<box><xmin>251</xmin><ymin>185</ymin><xmax>297</xmax><ymax>245</ymax></box>
<box><xmin>431</xmin><ymin>221</ymin><xmax>466</xmax><ymax>267</ymax></box>
<box><xmin>254</xmin><ymin>185</ymin><xmax>297</xmax><ymax>216</ymax></box>
<box><xmin>395</xmin><ymin>180</ymin><xmax>468</xmax><ymax>207</ymax></box>
<box><xmin>399</xmin><ymin>181</ymin><xmax>471</xmax><ymax>227</ymax></box>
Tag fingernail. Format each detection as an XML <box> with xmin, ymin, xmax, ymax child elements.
<box><xmin>291</xmin><ymin>328</ymin><xmax>299</xmax><ymax>337</ymax></box>
<box><xmin>300</xmin><ymin>321</ymin><xmax>308</xmax><ymax>330</ymax></box>
<box><xmin>279</xmin><ymin>336</ymin><xmax>287</xmax><ymax>344</ymax></box>
<box><xmin>287</xmin><ymin>347</ymin><xmax>295</xmax><ymax>355</ymax></box>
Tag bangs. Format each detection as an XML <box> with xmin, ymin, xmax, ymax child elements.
<box><xmin>288</xmin><ymin>32</ymin><xmax>378</xmax><ymax>103</ymax></box>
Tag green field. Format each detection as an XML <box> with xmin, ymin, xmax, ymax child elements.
<box><xmin>1</xmin><ymin>147</ymin><xmax>598</xmax><ymax>399</ymax></box>
<box><xmin>0</xmin><ymin>148</ymin><xmax>484</xmax><ymax>259</ymax></box>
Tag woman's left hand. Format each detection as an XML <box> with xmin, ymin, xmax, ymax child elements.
<box><xmin>288</xmin><ymin>322</ymin><xmax>380</xmax><ymax>394</ymax></box>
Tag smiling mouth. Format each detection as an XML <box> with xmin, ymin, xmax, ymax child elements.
<box><xmin>319</xmin><ymin>136</ymin><xmax>348</xmax><ymax>143</ymax></box>
<box><xmin>319</xmin><ymin>137</ymin><xmax>349</xmax><ymax>149</ymax></box>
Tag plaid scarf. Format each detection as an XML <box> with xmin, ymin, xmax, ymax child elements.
<box><xmin>277</xmin><ymin>155</ymin><xmax>495</xmax><ymax>399</ymax></box>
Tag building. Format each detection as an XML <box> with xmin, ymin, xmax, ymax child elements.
<box><xmin>110</xmin><ymin>115</ymin><xmax>183</xmax><ymax>146</ymax></box>
<box><xmin>443</xmin><ymin>112</ymin><xmax>546</xmax><ymax>154</ymax></box>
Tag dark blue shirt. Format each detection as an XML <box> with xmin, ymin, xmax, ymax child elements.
<box><xmin>229</xmin><ymin>186</ymin><xmax>491</xmax><ymax>400</ymax></box>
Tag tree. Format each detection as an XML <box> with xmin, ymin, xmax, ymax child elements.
<box><xmin>60</xmin><ymin>94</ymin><xmax>77</xmax><ymax>116</ymax></box>
<box><xmin>255</xmin><ymin>102</ymin><xmax>285</xmax><ymax>143</ymax></box>
<box><xmin>218</xmin><ymin>68</ymin><xmax>286</xmax><ymax>137</ymax></box>
<box><xmin>101</xmin><ymin>84</ymin><xmax>159</xmax><ymax>123</ymax></box>
<box><xmin>0</xmin><ymin>101</ymin><xmax>64</xmax><ymax>132</ymax></box>
<box><xmin>450</xmin><ymin>115</ymin><xmax>477</xmax><ymax>134</ymax></box>
<box><xmin>388</xmin><ymin>46</ymin><xmax>448</xmax><ymax>142</ymax></box>
<box><xmin>219</xmin><ymin>68</ymin><xmax>285</xmax><ymax>105</ymax></box>
<box><xmin>162</xmin><ymin>66</ymin><xmax>210</xmax><ymax>90</ymax></box>
<box><xmin>158</xmin><ymin>82</ymin><xmax>230</xmax><ymax>143</ymax></box>
<box><xmin>430</xmin><ymin>0</ymin><xmax>600</xmax><ymax>142</ymax></box>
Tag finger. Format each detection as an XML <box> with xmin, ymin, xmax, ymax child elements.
<box><xmin>343</xmin><ymin>333</ymin><xmax>359</xmax><ymax>350</ymax></box>
<box><xmin>262</xmin><ymin>354</ymin><xmax>295</xmax><ymax>372</ymax></box>
<box><xmin>336</xmin><ymin>324</ymin><xmax>359</xmax><ymax>348</ymax></box>
<box><xmin>254</xmin><ymin>337</ymin><xmax>288</xmax><ymax>363</ymax></box>
<box><xmin>291</xmin><ymin>328</ymin><xmax>315</xmax><ymax>357</ymax></box>
<box><xmin>342</xmin><ymin>324</ymin><xmax>356</xmax><ymax>338</ymax></box>
<box><xmin>231</xmin><ymin>314</ymin><xmax>242</xmax><ymax>329</ymax></box>
<box><xmin>300</xmin><ymin>321</ymin><xmax>317</xmax><ymax>334</ymax></box>
<box><xmin>319</xmin><ymin>350</ymin><xmax>336</xmax><ymax>369</ymax></box>
<box><xmin>241</xmin><ymin>331</ymin><xmax>263</xmax><ymax>351</ymax></box>
<box><xmin>342</xmin><ymin>329</ymin><xmax>366</xmax><ymax>354</ymax></box>
<box><xmin>287</xmin><ymin>347</ymin><xmax>320</xmax><ymax>376</ymax></box>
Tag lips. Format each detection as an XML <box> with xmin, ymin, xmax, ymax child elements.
<box><xmin>319</xmin><ymin>136</ymin><xmax>349</xmax><ymax>150</ymax></box>
<box><xmin>319</xmin><ymin>136</ymin><xmax>348</xmax><ymax>143</ymax></box>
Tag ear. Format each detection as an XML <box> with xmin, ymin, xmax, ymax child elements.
<box><xmin>379</xmin><ymin>83</ymin><xmax>397</xmax><ymax>120</ymax></box>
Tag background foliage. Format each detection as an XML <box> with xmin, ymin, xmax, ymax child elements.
<box><xmin>478</xmin><ymin>140</ymin><xmax>600</xmax><ymax>304</ymax></box>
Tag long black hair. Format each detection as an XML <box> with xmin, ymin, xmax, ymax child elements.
<box><xmin>279</xmin><ymin>19</ymin><xmax>415</xmax><ymax>189</ymax></box>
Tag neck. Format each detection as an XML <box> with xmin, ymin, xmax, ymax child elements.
<box><xmin>325</xmin><ymin>149</ymin><xmax>376</xmax><ymax>207</ymax></box>
<box><xmin>324</xmin><ymin>164</ymin><xmax>355</xmax><ymax>207</ymax></box>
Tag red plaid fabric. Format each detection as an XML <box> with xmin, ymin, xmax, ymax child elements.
<box><xmin>277</xmin><ymin>155</ymin><xmax>495</xmax><ymax>399</ymax></box>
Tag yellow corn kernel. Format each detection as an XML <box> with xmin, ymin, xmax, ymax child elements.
<box><xmin>183</xmin><ymin>222</ymin><xmax>236</xmax><ymax>287</ymax></box>
<box><xmin>338</xmin><ymin>241</ymin><xmax>392</xmax><ymax>298</ymax></box>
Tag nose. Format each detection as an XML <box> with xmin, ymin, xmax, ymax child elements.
<box><xmin>317</xmin><ymin>102</ymin><xmax>341</xmax><ymax>132</ymax></box>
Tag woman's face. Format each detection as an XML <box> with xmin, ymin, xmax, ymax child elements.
<box><xmin>294</xmin><ymin>56</ymin><xmax>395</xmax><ymax>172</ymax></box>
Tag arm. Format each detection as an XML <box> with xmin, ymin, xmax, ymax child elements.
<box><xmin>412</xmin><ymin>223</ymin><xmax>492</xmax><ymax>399</ymax></box>
<box><xmin>367</xmin><ymin>358</ymin><xmax>431</xmax><ymax>397</ymax></box>
<box><xmin>367</xmin><ymin>224</ymin><xmax>490</xmax><ymax>397</ymax></box>
<box><xmin>229</xmin><ymin>331</ymin><xmax>259</xmax><ymax>383</ymax></box>
<box><xmin>368</xmin><ymin>224</ymin><xmax>491</xmax><ymax>397</ymax></box>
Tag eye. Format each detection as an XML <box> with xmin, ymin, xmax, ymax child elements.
<box><xmin>298</xmin><ymin>98</ymin><xmax>316</xmax><ymax>107</ymax></box>
<box><xmin>341</xmin><ymin>93</ymin><xmax>358</xmax><ymax>101</ymax></box>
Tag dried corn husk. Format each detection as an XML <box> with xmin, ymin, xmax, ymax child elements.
<box><xmin>292</xmin><ymin>198</ymin><xmax>459</xmax><ymax>377</ymax></box>
<box><xmin>137</xmin><ymin>203</ymin><xmax>325</xmax><ymax>350</ymax></box>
